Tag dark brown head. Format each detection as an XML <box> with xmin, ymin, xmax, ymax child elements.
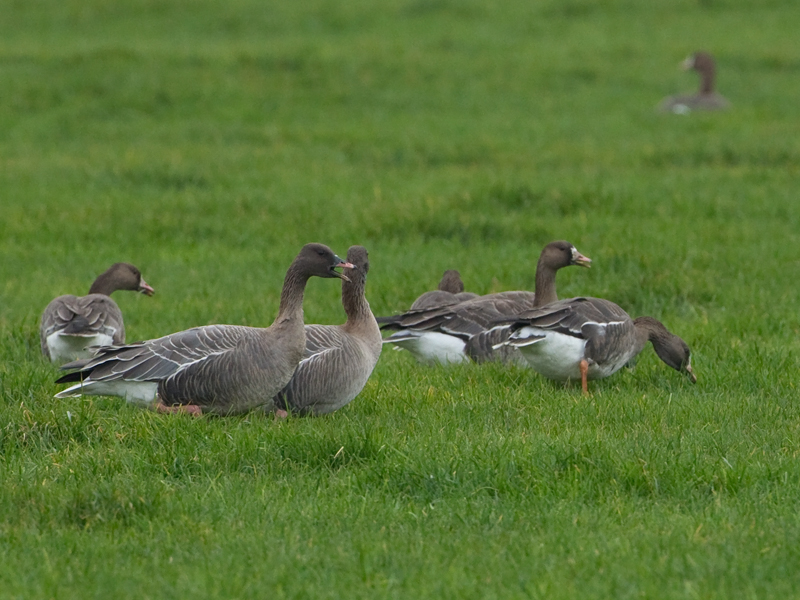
<box><xmin>89</xmin><ymin>263</ymin><xmax>155</xmax><ymax>296</ymax></box>
<box><xmin>294</xmin><ymin>243</ymin><xmax>354</xmax><ymax>281</ymax></box>
<box><xmin>438</xmin><ymin>270</ymin><xmax>465</xmax><ymax>294</ymax></box>
<box><xmin>634</xmin><ymin>316</ymin><xmax>697</xmax><ymax>383</ymax></box>
<box><xmin>344</xmin><ymin>245</ymin><xmax>370</xmax><ymax>285</ymax></box>
<box><xmin>682</xmin><ymin>51</ymin><xmax>716</xmax><ymax>93</ymax></box>
<box><xmin>538</xmin><ymin>241</ymin><xmax>592</xmax><ymax>271</ymax></box>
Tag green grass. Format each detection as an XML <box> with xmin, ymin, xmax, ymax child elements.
<box><xmin>2</xmin><ymin>0</ymin><xmax>800</xmax><ymax>597</ymax></box>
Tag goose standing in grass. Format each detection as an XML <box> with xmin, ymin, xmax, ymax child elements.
<box><xmin>409</xmin><ymin>269</ymin><xmax>478</xmax><ymax>310</ymax></box>
<box><xmin>498</xmin><ymin>297</ymin><xmax>696</xmax><ymax>393</ymax></box>
<box><xmin>659</xmin><ymin>51</ymin><xmax>730</xmax><ymax>114</ymax></box>
<box><xmin>55</xmin><ymin>244</ymin><xmax>353</xmax><ymax>416</ymax></box>
<box><xmin>378</xmin><ymin>241</ymin><xmax>591</xmax><ymax>365</ymax></box>
<box><xmin>271</xmin><ymin>245</ymin><xmax>382</xmax><ymax>416</ymax></box>
<box><xmin>40</xmin><ymin>263</ymin><xmax>155</xmax><ymax>364</ymax></box>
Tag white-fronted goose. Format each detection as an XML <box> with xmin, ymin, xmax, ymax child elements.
<box><xmin>499</xmin><ymin>297</ymin><xmax>696</xmax><ymax>393</ymax></box>
<box><xmin>659</xmin><ymin>51</ymin><xmax>730</xmax><ymax>114</ymax></box>
<box><xmin>271</xmin><ymin>245</ymin><xmax>382</xmax><ymax>416</ymax></box>
<box><xmin>40</xmin><ymin>263</ymin><xmax>155</xmax><ymax>365</ymax></box>
<box><xmin>378</xmin><ymin>241</ymin><xmax>591</xmax><ymax>365</ymax></box>
<box><xmin>55</xmin><ymin>244</ymin><xmax>353</xmax><ymax>416</ymax></box>
<box><xmin>409</xmin><ymin>270</ymin><xmax>479</xmax><ymax>311</ymax></box>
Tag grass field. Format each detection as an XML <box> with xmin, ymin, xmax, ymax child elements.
<box><xmin>2</xmin><ymin>0</ymin><xmax>800</xmax><ymax>597</ymax></box>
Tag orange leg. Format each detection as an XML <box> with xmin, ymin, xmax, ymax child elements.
<box><xmin>580</xmin><ymin>359</ymin><xmax>589</xmax><ymax>396</ymax></box>
<box><xmin>155</xmin><ymin>401</ymin><xmax>203</xmax><ymax>416</ymax></box>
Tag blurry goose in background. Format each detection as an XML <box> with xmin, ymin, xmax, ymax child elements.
<box><xmin>378</xmin><ymin>241</ymin><xmax>591</xmax><ymax>365</ymax></box>
<box><xmin>499</xmin><ymin>297</ymin><xmax>696</xmax><ymax>393</ymax></box>
<box><xmin>271</xmin><ymin>245</ymin><xmax>382</xmax><ymax>416</ymax></box>
<box><xmin>659</xmin><ymin>51</ymin><xmax>730</xmax><ymax>114</ymax></box>
<box><xmin>55</xmin><ymin>244</ymin><xmax>353</xmax><ymax>416</ymax></box>
<box><xmin>409</xmin><ymin>269</ymin><xmax>479</xmax><ymax>311</ymax></box>
<box><xmin>40</xmin><ymin>262</ymin><xmax>155</xmax><ymax>364</ymax></box>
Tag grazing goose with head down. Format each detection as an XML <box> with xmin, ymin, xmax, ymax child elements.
<box><xmin>55</xmin><ymin>244</ymin><xmax>353</xmax><ymax>416</ymax></box>
<box><xmin>498</xmin><ymin>297</ymin><xmax>696</xmax><ymax>393</ymax></box>
<box><xmin>40</xmin><ymin>262</ymin><xmax>155</xmax><ymax>365</ymax></box>
<box><xmin>409</xmin><ymin>269</ymin><xmax>479</xmax><ymax>311</ymax></box>
<box><xmin>271</xmin><ymin>245</ymin><xmax>382</xmax><ymax>416</ymax></box>
<box><xmin>378</xmin><ymin>241</ymin><xmax>591</xmax><ymax>365</ymax></box>
<box><xmin>658</xmin><ymin>51</ymin><xmax>730</xmax><ymax>114</ymax></box>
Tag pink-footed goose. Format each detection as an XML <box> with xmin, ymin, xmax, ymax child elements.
<box><xmin>377</xmin><ymin>241</ymin><xmax>591</xmax><ymax>365</ymax></box>
<box><xmin>498</xmin><ymin>298</ymin><xmax>696</xmax><ymax>393</ymax></box>
<box><xmin>55</xmin><ymin>244</ymin><xmax>353</xmax><ymax>416</ymax></box>
<box><xmin>271</xmin><ymin>246</ymin><xmax>382</xmax><ymax>416</ymax></box>
<box><xmin>409</xmin><ymin>270</ymin><xmax>479</xmax><ymax>311</ymax></box>
<box><xmin>40</xmin><ymin>263</ymin><xmax>155</xmax><ymax>365</ymax></box>
<box><xmin>658</xmin><ymin>51</ymin><xmax>730</xmax><ymax>114</ymax></box>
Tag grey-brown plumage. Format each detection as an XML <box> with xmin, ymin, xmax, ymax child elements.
<box><xmin>55</xmin><ymin>244</ymin><xmax>352</xmax><ymax>415</ymax></box>
<box><xmin>658</xmin><ymin>51</ymin><xmax>730</xmax><ymax>114</ymax></box>
<box><xmin>409</xmin><ymin>270</ymin><xmax>479</xmax><ymax>311</ymax></box>
<box><xmin>378</xmin><ymin>241</ymin><xmax>592</xmax><ymax>365</ymax></box>
<box><xmin>272</xmin><ymin>246</ymin><xmax>382</xmax><ymax>416</ymax></box>
<box><xmin>40</xmin><ymin>263</ymin><xmax>155</xmax><ymax>364</ymax></box>
<box><xmin>501</xmin><ymin>297</ymin><xmax>697</xmax><ymax>391</ymax></box>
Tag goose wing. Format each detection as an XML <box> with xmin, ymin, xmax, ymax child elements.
<box><xmin>57</xmin><ymin>324</ymin><xmax>249</xmax><ymax>385</ymax></box>
<box><xmin>41</xmin><ymin>295</ymin><xmax>125</xmax><ymax>350</ymax></box>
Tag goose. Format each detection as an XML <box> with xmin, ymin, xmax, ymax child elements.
<box><xmin>55</xmin><ymin>244</ymin><xmax>353</xmax><ymax>416</ymax></box>
<box><xmin>40</xmin><ymin>263</ymin><xmax>155</xmax><ymax>365</ymax></box>
<box><xmin>498</xmin><ymin>297</ymin><xmax>697</xmax><ymax>393</ymax></box>
<box><xmin>409</xmin><ymin>270</ymin><xmax>479</xmax><ymax>311</ymax></box>
<box><xmin>659</xmin><ymin>51</ymin><xmax>730</xmax><ymax>114</ymax></box>
<box><xmin>271</xmin><ymin>245</ymin><xmax>382</xmax><ymax>416</ymax></box>
<box><xmin>378</xmin><ymin>241</ymin><xmax>591</xmax><ymax>365</ymax></box>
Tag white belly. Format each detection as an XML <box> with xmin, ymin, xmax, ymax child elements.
<box><xmin>514</xmin><ymin>329</ymin><xmax>588</xmax><ymax>381</ymax></box>
<box><xmin>385</xmin><ymin>331</ymin><xmax>468</xmax><ymax>365</ymax></box>
<box><xmin>47</xmin><ymin>332</ymin><xmax>114</xmax><ymax>364</ymax></box>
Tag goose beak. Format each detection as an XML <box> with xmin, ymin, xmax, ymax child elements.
<box><xmin>333</xmin><ymin>259</ymin><xmax>356</xmax><ymax>282</ymax></box>
<box><xmin>681</xmin><ymin>55</ymin><xmax>695</xmax><ymax>71</ymax></box>
<box><xmin>572</xmin><ymin>250</ymin><xmax>592</xmax><ymax>268</ymax></box>
<box><xmin>684</xmin><ymin>362</ymin><xmax>697</xmax><ymax>384</ymax></box>
<box><xmin>139</xmin><ymin>279</ymin><xmax>155</xmax><ymax>296</ymax></box>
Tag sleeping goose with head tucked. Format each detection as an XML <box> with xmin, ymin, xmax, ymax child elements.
<box><xmin>55</xmin><ymin>244</ymin><xmax>353</xmax><ymax>416</ymax></box>
<box><xmin>40</xmin><ymin>262</ymin><xmax>154</xmax><ymax>365</ymax></box>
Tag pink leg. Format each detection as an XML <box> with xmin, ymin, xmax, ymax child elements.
<box><xmin>580</xmin><ymin>359</ymin><xmax>589</xmax><ymax>396</ymax></box>
<box><xmin>155</xmin><ymin>401</ymin><xmax>203</xmax><ymax>416</ymax></box>
<box><xmin>274</xmin><ymin>409</ymin><xmax>289</xmax><ymax>420</ymax></box>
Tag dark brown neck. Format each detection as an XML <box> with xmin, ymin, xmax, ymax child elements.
<box><xmin>88</xmin><ymin>273</ymin><xmax>117</xmax><ymax>296</ymax></box>
<box><xmin>699</xmin><ymin>68</ymin><xmax>715</xmax><ymax>94</ymax></box>
<box><xmin>342</xmin><ymin>275</ymin><xmax>371</xmax><ymax>324</ymax></box>
<box><xmin>274</xmin><ymin>266</ymin><xmax>309</xmax><ymax>325</ymax></box>
<box><xmin>533</xmin><ymin>263</ymin><xmax>558</xmax><ymax>307</ymax></box>
<box><xmin>633</xmin><ymin>316</ymin><xmax>670</xmax><ymax>352</ymax></box>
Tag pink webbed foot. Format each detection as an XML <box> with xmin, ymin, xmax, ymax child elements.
<box><xmin>580</xmin><ymin>359</ymin><xmax>589</xmax><ymax>396</ymax></box>
<box><xmin>155</xmin><ymin>401</ymin><xmax>203</xmax><ymax>416</ymax></box>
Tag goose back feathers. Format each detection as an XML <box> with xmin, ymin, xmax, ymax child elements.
<box><xmin>55</xmin><ymin>244</ymin><xmax>352</xmax><ymax>415</ymax></box>
<box><xmin>272</xmin><ymin>246</ymin><xmax>382</xmax><ymax>415</ymax></box>
<box><xmin>378</xmin><ymin>241</ymin><xmax>591</xmax><ymax>365</ymax></box>
<box><xmin>410</xmin><ymin>270</ymin><xmax>478</xmax><ymax>310</ymax></box>
<box><xmin>40</xmin><ymin>263</ymin><xmax>155</xmax><ymax>364</ymax></box>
